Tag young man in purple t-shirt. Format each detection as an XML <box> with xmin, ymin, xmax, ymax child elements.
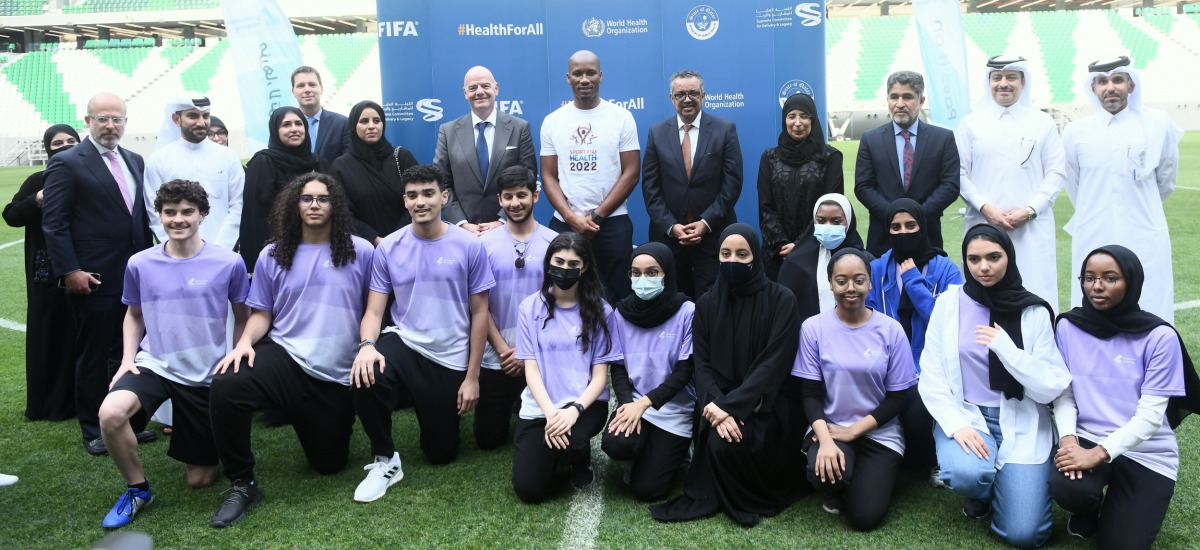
<box><xmin>98</xmin><ymin>180</ymin><xmax>250</xmax><ymax>529</ymax></box>
<box><xmin>208</xmin><ymin>173</ymin><xmax>374</xmax><ymax>527</ymax></box>
<box><xmin>476</xmin><ymin>166</ymin><xmax>558</xmax><ymax>450</ymax></box>
<box><xmin>352</xmin><ymin>164</ymin><xmax>495</xmax><ymax>503</ymax></box>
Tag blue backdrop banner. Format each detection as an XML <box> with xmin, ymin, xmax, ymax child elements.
<box><xmin>376</xmin><ymin>0</ymin><xmax>826</xmax><ymax>238</ymax></box>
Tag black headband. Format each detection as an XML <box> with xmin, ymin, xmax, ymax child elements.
<box><xmin>1087</xmin><ymin>56</ymin><xmax>1131</xmax><ymax>73</ymax></box>
<box><xmin>987</xmin><ymin>55</ymin><xmax>1026</xmax><ymax>69</ymax></box>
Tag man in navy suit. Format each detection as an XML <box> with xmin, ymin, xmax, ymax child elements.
<box><xmin>641</xmin><ymin>70</ymin><xmax>743</xmax><ymax>298</ymax></box>
<box><xmin>43</xmin><ymin>92</ymin><xmax>154</xmax><ymax>454</ymax></box>
<box><xmin>434</xmin><ymin>65</ymin><xmax>538</xmax><ymax>235</ymax></box>
<box><xmin>854</xmin><ymin>71</ymin><xmax>961</xmax><ymax>257</ymax></box>
<box><xmin>292</xmin><ymin>66</ymin><xmax>349</xmax><ymax>165</ymax></box>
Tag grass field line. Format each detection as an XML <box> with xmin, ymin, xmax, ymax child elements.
<box><xmin>0</xmin><ymin>318</ymin><xmax>26</xmax><ymax>332</ymax></box>
<box><xmin>0</xmin><ymin>238</ymin><xmax>24</xmax><ymax>250</ymax></box>
<box><xmin>556</xmin><ymin>437</ymin><xmax>609</xmax><ymax>550</ymax></box>
<box><xmin>1176</xmin><ymin>300</ymin><xmax>1200</xmax><ymax>311</ymax></box>
<box><xmin>1177</xmin><ymin>186</ymin><xmax>1200</xmax><ymax>191</ymax></box>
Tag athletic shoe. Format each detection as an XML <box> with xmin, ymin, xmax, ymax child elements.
<box><xmin>135</xmin><ymin>430</ymin><xmax>158</xmax><ymax>444</ymax></box>
<box><xmin>210</xmin><ymin>480</ymin><xmax>262</xmax><ymax>528</ymax></box>
<box><xmin>0</xmin><ymin>473</ymin><xmax>18</xmax><ymax>487</ymax></box>
<box><xmin>85</xmin><ymin>438</ymin><xmax>108</xmax><ymax>456</ymax></box>
<box><xmin>962</xmin><ymin>498</ymin><xmax>992</xmax><ymax>519</ymax></box>
<box><xmin>1067</xmin><ymin>513</ymin><xmax>1098</xmax><ymax>540</ymax></box>
<box><xmin>353</xmin><ymin>453</ymin><xmax>404</xmax><ymax>503</ymax></box>
<box><xmin>928</xmin><ymin>468</ymin><xmax>947</xmax><ymax>489</ymax></box>
<box><xmin>821</xmin><ymin>493</ymin><xmax>843</xmax><ymax>515</ymax></box>
<box><xmin>102</xmin><ymin>486</ymin><xmax>153</xmax><ymax>529</ymax></box>
<box><xmin>571</xmin><ymin>462</ymin><xmax>595</xmax><ymax>489</ymax></box>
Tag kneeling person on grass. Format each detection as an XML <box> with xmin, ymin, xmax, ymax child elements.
<box><xmin>208</xmin><ymin>173</ymin><xmax>374</xmax><ymax>527</ymax></box>
<box><xmin>98</xmin><ymin>180</ymin><xmax>250</xmax><ymax>529</ymax></box>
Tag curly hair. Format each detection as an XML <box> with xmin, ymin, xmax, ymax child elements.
<box><xmin>267</xmin><ymin>171</ymin><xmax>358</xmax><ymax>270</ymax></box>
<box><xmin>154</xmin><ymin>179</ymin><xmax>210</xmax><ymax>215</ymax></box>
<box><xmin>539</xmin><ymin>232</ymin><xmax>611</xmax><ymax>355</ymax></box>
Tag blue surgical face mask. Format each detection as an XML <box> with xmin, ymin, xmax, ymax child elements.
<box><xmin>813</xmin><ymin>224</ymin><xmax>847</xmax><ymax>250</ymax></box>
<box><xmin>630</xmin><ymin>276</ymin><xmax>665</xmax><ymax>301</ymax></box>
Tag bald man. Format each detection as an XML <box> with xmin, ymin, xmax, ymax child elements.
<box><xmin>434</xmin><ymin>65</ymin><xmax>538</xmax><ymax>235</ymax></box>
<box><xmin>541</xmin><ymin>50</ymin><xmax>641</xmax><ymax>301</ymax></box>
<box><xmin>43</xmin><ymin>92</ymin><xmax>155</xmax><ymax>454</ymax></box>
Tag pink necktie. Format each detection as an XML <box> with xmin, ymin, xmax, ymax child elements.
<box><xmin>103</xmin><ymin>150</ymin><xmax>133</xmax><ymax>213</ymax></box>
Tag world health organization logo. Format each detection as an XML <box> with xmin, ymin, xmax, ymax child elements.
<box><xmin>686</xmin><ymin>5</ymin><xmax>719</xmax><ymax>40</ymax></box>
<box><xmin>582</xmin><ymin>17</ymin><xmax>605</xmax><ymax>38</ymax></box>
<box><xmin>778</xmin><ymin>79</ymin><xmax>816</xmax><ymax>107</ymax></box>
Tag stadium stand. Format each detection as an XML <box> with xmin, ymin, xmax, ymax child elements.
<box><xmin>63</xmin><ymin>0</ymin><xmax>217</xmax><ymax>13</ymax></box>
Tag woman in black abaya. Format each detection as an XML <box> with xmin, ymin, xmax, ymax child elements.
<box><xmin>650</xmin><ymin>223</ymin><xmax>801</xmax><ymax>526</ymax></box>
<box><xmin>330</xmin><ymin>100</ymin><xmax>417</xmax><ymax>245</ymax></box>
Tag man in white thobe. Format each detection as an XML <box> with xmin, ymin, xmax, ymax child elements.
<box><xmin>957</xmin><ymin>56</ymin><xmax>1067</xmax><ymax>307</ymax></box>
<box><xmin>1062</xmin><ymin>56</ymin><xmax>1183</xmax><ymax>322</ymax></box>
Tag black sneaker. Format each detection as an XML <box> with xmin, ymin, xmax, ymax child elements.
<box><xmin>1067</xmin><ymin>513</ymin><xmax>1098</xmax><ymax>540</ymax></box>
<box><xmin>962</xmin><ymin>498</ymin><xmax>992</xmax><ymax>519</ymax></box>
<box><xmin>85</xmin><ymin>437</ymin><xmax>108</xmax><ymax>456</ymax></box>
<box><xmin>210</xmin><ymin>480</ymin><xmax>263</xmax><ymax>528</ymax></box>
<box><xmin>821</xmin><ymin>493</ymin><xmax>843</xmax><ymax>515</ymax></box>
<box><xmin>135</xmin><ymin>430</ymin><xmax>157</xmax><ymax>444</ymax></box>
<box><xmin>571</xmin><ymin>463</ymin><xmax>595</xmax><ymax>489</ymax></box>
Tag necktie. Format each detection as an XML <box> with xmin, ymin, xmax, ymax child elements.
<box><xmin>682</xmin><ymin>123</ymin><xmax>693</xmax><ymax>179</ymax></box>
<box><xmin>901</xmin><ymin>129</ymin><xmax>914</xmax><ymax>191</ymax></box>
<box><xmin>103</xmin><ymin>150</ymin><xmax>132</xmax><ymax>213</ymax></box>
<box><xmin>309</xmin><ymin>117</ymin><xmax>319</xmax><ymax>152</ymax></box>
<box><xmin>476</xmin><ymin>121</ymin><xmax>490</xmax><ymax>182</ymax></box>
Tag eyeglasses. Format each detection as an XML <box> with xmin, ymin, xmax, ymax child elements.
<box><xmin>300</xmin><ymin>194</ymin><xmax>331</xmax><ymax>206</ymax></box>
<box><xmin>90</xmin><ymin>116</ymin><xmax>127</xmax><ymax>125</ymax></box>
<box><xmin>208</xmin><ymin>129</ymin><xmax>228</xmax><ymax>137</ymax></box>
<box><xmin>671</xmin><ymin>91</ymin><xmax>702</xmax><ymax>100</ymax></box>
<box><xmin>514</xmin><ymin>242</ymin><xmax>526</xmax><ymax>269</ymax></box>
<box><xmin>1079</xmin><ymin>275</ymin><xmax>1123</xmax><ymax>286</ymax></box>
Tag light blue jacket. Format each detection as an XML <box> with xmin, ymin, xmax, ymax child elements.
<box><xmin>866</xmin><ymin>250</ymin><xmax>963</xmax><ymax>369</ymax></box>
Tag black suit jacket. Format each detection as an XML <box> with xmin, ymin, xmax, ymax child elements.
<box><xmin>854</xmin><ymin>119</ymin><xmax>960</xmax><ymax>256</ymax></box>
<box><xmin>42</xmin><ymin>137</ymin><xmax>153</xmax><ymax>296</ymax></box>
<box><xmin>434</xmin><ymin>111</ymin><xmax>538</xmax><ymax>225</ymax></box>
<box><xmin>313</xmin><ymin>108</ymin><xmax>350</xmax><ymax>165</ymax></box>
<box><xmin>641</xmin><ymin>112</ymin><xmax>743</xmax><ymax>239</ymax></box>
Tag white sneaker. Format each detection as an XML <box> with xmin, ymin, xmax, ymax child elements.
<box><xmin>353</xmin><ymin>453</ymin><xmax>403</xmax><ymax>503</ymax></box>
<box><xmin>0</xmin><ymin>473</ymin><xmax>17</xmax><ymax>487</ymax></box>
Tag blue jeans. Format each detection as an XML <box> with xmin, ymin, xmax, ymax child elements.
<box><xmin>934</xmin><ymin>405</ymin><xmax>1053</xmax><ymax>548</ymax></box>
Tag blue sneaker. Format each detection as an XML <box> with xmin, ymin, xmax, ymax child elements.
<box><xmin>102</xmin><ymin>486</ymin><xmax>153</xmax><ymax>529</ymax></box>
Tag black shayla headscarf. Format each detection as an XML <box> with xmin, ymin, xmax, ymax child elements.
<box><xmin>888</xmin><ymin>198</ymin><xmax>946</xmax><ymax>338</ymax></box>
<box><xmin>209</xmin><ymin>115</ymin><xmax>227</xmax><ymax>133</ymax></box>
<box><xmin>776</xmin><ymin>93</ymin><xmax>826</xmax><ymax>167</ymax></box>
<box><xmin>347</xmin><ymin>100</ymin><xmax>395</xmax><ymax>165</ymax></box>
<box><xmin>617</xmin><ymin>242</ymin><xmax>689</xmax><ymax>329</ymax></box>
<box><xmin>262</xmin><ymin>106</ymin><xmax>321</xmax><ymax>175</ymax></box>
<box><xmin>42</xmin><ymin>124</ymin><xmax>80</xmax><ymax>158</ymax></box>
<box><xmin>961</xmin><ymin>224</ymin><xmax>1054</xmax><ymax>401</ymax></box>
<box><xmin>1058</xmin><ymin>245</ymin><xmax>1200</xmax><ymax>428</ymax></box>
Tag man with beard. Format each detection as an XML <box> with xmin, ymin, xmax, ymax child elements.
<box><xmin>854</xmin><ymin>71</ymin><xmax>961</xmax><ymax>257</ymax></box>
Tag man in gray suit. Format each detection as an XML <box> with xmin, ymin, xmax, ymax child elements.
<box><xmin>434</xmin><ymin>66</ymin><xmax>537</xmax><ymax>235</ymax></box>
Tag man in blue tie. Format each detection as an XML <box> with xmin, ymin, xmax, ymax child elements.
<box><xmin>291</xmin><ymin>66</ymin><xmax>349</xmax><ymax>165</ymax></box>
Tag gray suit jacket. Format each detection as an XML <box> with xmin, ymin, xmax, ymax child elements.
<box><xmin>433</xmin><ymin>110</ymin><xmax>537</xmax><ymax>224</ymax></box>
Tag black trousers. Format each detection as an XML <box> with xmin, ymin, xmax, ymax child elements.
<box><xmin>1048</xmin><ymin>437</ymin><xmax>1175</xmax><ymax>550</ymax></box>
<box><xmin>69</xmin><ymin>293</ymin><xmax>126</xmax><ymax>440</ymax></box>
<box><xmin>474</xmin><ymin>367</ymin><xmax>525</xmax><ymax>450</ymax></box>
<box><xmin>209</xmin><ymin>338</ymin><xmax>355</xmax><ymax>482</ymax></box>
<box><xmin>651</xmin><ymin>230</ymin><xmax>719</xmax><ymax>300</ymax></box>
<box><xmin>354</xmin><ymin>332</ymin><xmax>466</xmax><ymax>464</ymax></box>
<box><xmin>512</xmin><ymin>403</ymin><xmax>608</xmax><ymax>504</ymax></box>
<box><xmin>804</xmin><ymin>435</ymin><xmax>903</xmax><ymax>531</ymax></box>
<box><xmin>601</xmin><ymin>413</ymin><xmax>692</xmax><ymax>501</ymax></box>
<box><xmin>551</xmin><ymin>215</ymin><xmax>633</xmax><ymax>303</ymax></box>
<box><xmin>900</xmin><ymin>385</ymin><xmax>936</xmax><ymax>472</ymax></box>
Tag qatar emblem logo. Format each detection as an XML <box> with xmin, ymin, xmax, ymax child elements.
<box><xmin>582</xmin><ymin>17</ymin><xmax>605</xmax><ymax>38</ymax></box>
<box><xmin>685</xmin><ymin>5</ymin><xmax>719</xmax><ymax>40</ymax></box>
<box><xmin>778</xmin><ymin>79</ymin><xmax>816</xmax><ymax>107</ymax></box>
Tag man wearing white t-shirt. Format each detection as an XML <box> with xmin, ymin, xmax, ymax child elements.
<box><xmin>541</xmin><ymin>50</ymin><xmax>640</xmax><ymax>301</ymax></box>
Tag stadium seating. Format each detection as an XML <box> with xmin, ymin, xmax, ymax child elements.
<box><xmin>63</xmin><ymin>0</ymin><xmax>216</xmax><ymax>13</ymax></box>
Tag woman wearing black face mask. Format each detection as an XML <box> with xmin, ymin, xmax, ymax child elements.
<box><xmin>3</xmin><ymin>124</ymin><xmax>81</xmax><ymax>421</ymax></box>
<box><xmin>651</xmin><ymin>223</ymin><xmax>802</xmax><ymax>527</ymax></box>
<box><xmin>866</xmin><ymin>198</ymin><xmax>963</xmax><ymax>483</ymax></box>
<box><xmin>512</xmin><ymin>232</ymin><xmax>619</xmax><ymax>503</ymax></box>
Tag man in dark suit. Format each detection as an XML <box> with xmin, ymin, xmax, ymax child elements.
<box><xmin>641</xmin><ymin>70</ymin><xmax>743</xmax><ymax>298</ymax></box>
<box><xmin>42</xmin><ymin>92</ymin><xmax>154</xmax><ymax>454</ymax></box>
<box><xmin>434</xmin><ymin>65</ymin><xmax>537</xmax><ymax>236</ymax></box>
<box><xmin>292</xmin><ymin>66</ymin><xmax>349</xmax><ymax>165</ymax></box>
<box><xmin>854</xmin><ymin>70</ymin><xmax>961</xmax><ymax>257</ymax></box>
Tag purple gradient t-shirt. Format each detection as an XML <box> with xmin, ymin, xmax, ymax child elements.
<box><xmin>372</xmin><ymin>224</ymin><xmax>496</xmax><ymax>370</ymax></box>
<box><xmin>479</xmin><ymin>224</ymin><xmax>557</xmax><ymax>370</ymax></box>
<box><xmin>959</xmin><ymin>289</ymin><xmax>1002</xmax><ymax>407</ymax></box>
<box><xmin>794</xmin><ymin>309</ymin><xmax>918</xmax><ymax>454</ymax></box>
<box><xmin>122</xmin><ymin>243</ymin><xmax>249</xmax><ymax>386</ymax></box>
<box><xmin>517</xmin><ymin>295</ymin><xmax>621</xmax><ymax>419</ymax></box>
<box><xmin>247</xmin><ymin>238</ymin><xmax>374</xmax><ymax>386</ymax></box>
<box><xmin>612</xmin><ymin>303</ymin><xmax>696</xmax><ymax>437</ymax></box>
<box><xmin>1057</xmin><ymin>320</ymin><xmax>1185</xmax><ymax>479</ymax></box>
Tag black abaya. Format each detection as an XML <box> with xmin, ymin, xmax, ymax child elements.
<box><xmin>330</xmin><ymin>100</ymin><xmax>418</xmax><ymax>243</ymax></box>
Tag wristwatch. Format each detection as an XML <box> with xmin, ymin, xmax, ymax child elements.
<box><xmin>562</xmin><ymin>401</ymin><xmax>585</xmax><ymax>414</ymax></box>
<box><xmin>1025</xmin><ymin>206</ymin><xmax>1037</xmax><ymax>220</ymax></box>
<box><xmin>590</xmin><ymin>212</ymin><xmax>604</xmax><ymax>225</ymax></box>
<box><xmin>357</xmin><ymin>338</ymin><xmax>376</xmax><ymax>350</ymax></box>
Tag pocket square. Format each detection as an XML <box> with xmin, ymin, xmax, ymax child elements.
<box><xmin>505</xmin><ymin>146</ymin><xmax>517</xmax><ymax>150</ymax></box>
